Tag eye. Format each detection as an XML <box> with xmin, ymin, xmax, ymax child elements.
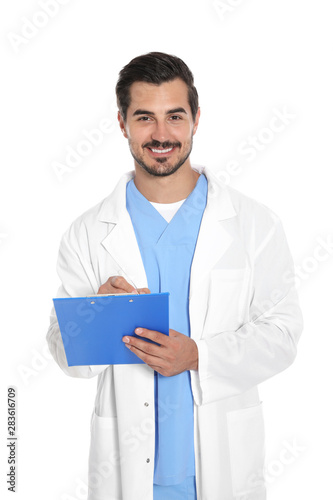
<box><xmin>138</xmin><ymin>116</ymin><xmax>151</xmax><ymax>121</ymax></box>
<box><xmin>169</xmin><ymin>115</ymin><xmax>182</xmax><ymax>120</ymax></box>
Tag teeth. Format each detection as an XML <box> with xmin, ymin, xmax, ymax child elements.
<box><xmin>151</xmin><ymin>148</ymin><xmax>173</xmax><ymax>153</ymax></box>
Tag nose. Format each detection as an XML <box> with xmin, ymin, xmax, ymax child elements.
<box><xmin>151</xmin><ymin>120</ymin><xmax>169</xmax><ymax>143</ymax></box>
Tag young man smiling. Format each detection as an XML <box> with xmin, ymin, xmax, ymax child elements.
<box><xmin>47</xmin><ymin>52</ymin><xmax>303</xmax><ymax>500</ymax></box>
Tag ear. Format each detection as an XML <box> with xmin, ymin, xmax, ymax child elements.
<box><xmin>118</xmin><ymin>111</ymin><xmax>128</xmax><ymax>138</ymax></box>
<box><xmin>193</xmin><ymin>107</ymin><xmax>200</xmax><ymax>136</ymax></box>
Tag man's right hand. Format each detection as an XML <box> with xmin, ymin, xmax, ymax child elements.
<box><xmin>97</xmin><ymin>276</ymin><xmax>150</xmax><ymax>295</ymax></box>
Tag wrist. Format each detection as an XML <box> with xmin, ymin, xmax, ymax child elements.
<box><xmin>190</xmin><ymin>340</ymin><xmax>198</xmax><ymax>371</ymax></box>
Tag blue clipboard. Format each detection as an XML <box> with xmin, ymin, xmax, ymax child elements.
<box><xmin>53</xmin><ymin>292</ymin><xmax>169</xmax><ymax>366</ymax></box>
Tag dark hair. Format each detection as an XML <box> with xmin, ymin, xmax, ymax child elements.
<box><xmin>115</xmin><ymin>52</ymin><xmax>199</xmax><ymax>121</ymax></box>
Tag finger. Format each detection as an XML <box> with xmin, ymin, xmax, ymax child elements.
<box><xmin>134</xmin><ymin>328</ymin><xmax>169</xmax><ymax>346</ymax></box>
<box><xmin>110</xmin><ymin>276</ymin><xmax>137</xmax><ymax>293</ymax></box>
<box><xmin>123</xmin><ymin>335</ymin><xmax>163</xmax><ymax>355</ymax></box>
<box><xmin>137</xmin><ymin>288</ymin><xmax>151</xmax><ymax>295</ymax></box>
<box><xmin>124</xmin><ymin>341</ymin><xmax>164</xmax><ymax>366</ymax></box>
<box><xmin>98</xmin><ymin>276</ymin><xmax>137</xmax><ymax>295</ymax></box>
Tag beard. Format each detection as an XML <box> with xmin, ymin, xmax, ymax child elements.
<box><xmin>128</xmin><ymin>137</ymin><xmax>193</xmax><ymax>177</ymax></box>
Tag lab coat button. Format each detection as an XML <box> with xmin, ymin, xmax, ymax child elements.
<box><xmin>146</xmin><ymin>458</ymin><xmax>150</xmax><ymax>463</ymax></box>
<box><xmin>144</xmin><ymin>402</ymin><xmax>149</xmax><ymax>407</ymax></box>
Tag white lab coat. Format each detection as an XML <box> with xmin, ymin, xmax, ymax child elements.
<box><xmin>47</xmin><ymin>165</ymin><xmax>303</xmax><ymax>500</ymax></box>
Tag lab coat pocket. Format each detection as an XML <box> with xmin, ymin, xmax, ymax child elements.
<box><xmin>88</xmin><ymin>411</ymin><xmax>122</xmax><ymax>499</ymax></box>
<box><xmin>227</xmin><ymin>402</ymin><xmax>266</xmax><ymax>497</ymax></box>
<box><xmin>203</xmin><ymin>268</ymin><xmax>248</xmax><ymax>334</ymax></box>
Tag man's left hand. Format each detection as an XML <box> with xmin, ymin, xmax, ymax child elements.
<box><xmin>122</xmin><ymin>328</ymin><xmax>198</xmax><ymax>376</ymax></box>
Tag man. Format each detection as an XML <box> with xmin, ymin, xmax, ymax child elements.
<box><xmin>47</xmin><ymin>52</ymin><xmax>303</xmax><ymax>500</ymax></box>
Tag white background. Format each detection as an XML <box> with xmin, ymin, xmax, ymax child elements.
<box><xmin>1</xmin><ymin>0</ymin><xmax>332</xmax><ymax>498</ymax></box>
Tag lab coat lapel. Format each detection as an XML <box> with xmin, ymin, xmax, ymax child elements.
<box><xmin>190</xmin><ymin>214</ymin><xmax>234</xmax><ymax>298</ymax></box>
<box><xmin>98</xmin><ymin>171</ymin><xmax>148</xmax><ymax>288</ymax></box>
<box><xmin>101</xmin><ymin>213</ymin><xmax>148</xmax><ymax>288</ymax></box>
<box><xmin>189</xmin><ymin>167</ymin><xmax>237</xmax><ymax>297</ymax></box>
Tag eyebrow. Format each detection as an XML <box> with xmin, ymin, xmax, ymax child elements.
<box><xmin>132</xmin><ymin>107</ymin><xmax>188</xmax><ymax>117</ymax></box>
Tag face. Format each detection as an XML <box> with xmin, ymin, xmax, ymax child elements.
<box><xmin>118</xmin><ymin>78</ymin><xmax>200</xmax><ymax>177</ymax></box>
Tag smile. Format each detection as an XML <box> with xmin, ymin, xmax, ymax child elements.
<box><xmin>149</xmin><ymin>147</ymin><xmax>174</xmax><ymax>154</ymax></box>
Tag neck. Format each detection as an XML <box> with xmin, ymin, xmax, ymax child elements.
<box><xmin>133</xmin><ymin>161</ymin><xmax>200</xmax><ymax>203</ymax></box>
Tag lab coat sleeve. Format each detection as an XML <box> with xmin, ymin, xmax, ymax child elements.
<box><xmin>192</xmin><ymin>216</ymin><xmax>303</xmax><ymax>405</ymax></box>
<box><xmin>46</xmin><ymin>221</ymin><xmax>109</xmax><ymax>378</ymax></box>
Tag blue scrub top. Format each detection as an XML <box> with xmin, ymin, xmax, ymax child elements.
<box><xmin>126</xmin><ymin>173</ymin><xmax>208</xmax><ymax>486</ymax></box>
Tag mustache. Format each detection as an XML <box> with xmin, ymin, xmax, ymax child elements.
<box><xmin>143</xmin><ymin>140</ymin><xmax>181</xmax><ymax>149</ymax></box>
